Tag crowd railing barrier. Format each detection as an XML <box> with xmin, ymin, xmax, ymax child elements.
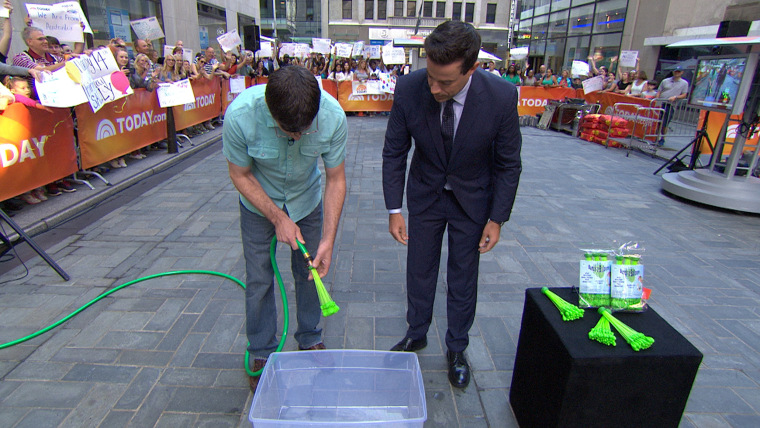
<box><xmin>2</xmin><ymin>76</ymin><xmax>740</xmax><ymax>204</ymax></box>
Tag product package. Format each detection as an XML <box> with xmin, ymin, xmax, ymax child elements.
<box><xmin>578</xmin><ymin>246</ymin><xmax>613</xmax><ymax>308</ymax></box>
<box><xmin>610</xmin><ymin>242</ymin><xmax>648</xmax><ymax>312</ymax></box>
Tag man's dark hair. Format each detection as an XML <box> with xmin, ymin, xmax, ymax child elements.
<box><xmin>424</xmin><ymin>20</ymin><xmax>481</xmax><ymax>75</ymax></box>
<box><xmin>46</xmin><ymin>36</ymin><xmax>61</xmax><ymax>46</ymax></box>
<box><xmin>265</xmin><ymin>66</ymin><xmax>321</xmax><ymax>133</ymax></box>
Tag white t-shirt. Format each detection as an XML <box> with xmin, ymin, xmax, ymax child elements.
<box><xmin>629</xmin><ymin>79</ymin><xmax>646</xmax><ymax>96</ymax></box>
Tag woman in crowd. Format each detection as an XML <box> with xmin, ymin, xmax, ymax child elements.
<box><xmin>601</xmin><ymin>71</ymin><xmax>618</xmax><ymax>92</ymax></box>
<box><xmin>502</xmin><ymin>63</ymin><xmax>521</xmax><ymax>85</ymax></box>
<box><xmin>523</xmin><ymin>69</ymin><xmax>537</xmax><ymax>86</ymax></box>
<box><xmin>354</xmin><ymin>58</ymin><xmax>370</xmax><ymax>81</ymax></box>
<box><xmin>333</xmin><ymin>61</ymin><xmax>354</xmax><ymax>82</ymax></box>
<box><xmin>540</xmin><ymin>67</ymin><xmax>557</xmax><ymax>87</ymax></box>
<box><xmin>219</xmin><ymin>51</ymin><xmax>239</xmax><ymax>75</ymax></box>
<box><xmin>156</xmin><ymin>55</ymin><xmax>179</xmax><ymax>82</ymax></box>
<box><xmin>557</xmin><ymin>69</ymin><xmax>573</xmax><ymax>88</ymax></box>
<box><xmin>614</xmin><ymin>71</ymin><xmax>633</xmax><ymax>94</ymax></box>
<box><xmin>253</xmin><ymin>59</ymin><xmax>269</xmax><ymax>78</ymax></box>
<box><xmin>625</xmin><ymin>70</ymin><xmax>648</xmax><ymax>97</ymax></box>
<box><xmin>182</xmin><ymin>59</ymin><xmax>199</xmax><ymax>80</ymax></box>
<box><xmin>195</xmin><ymin>57</ymin><xmax>215</xmax><ymax>80</ymax></box>
<box><xmin>129</xmin><ymin>53</ymin><xmax>155</xmax><ymax>91</ymax></box>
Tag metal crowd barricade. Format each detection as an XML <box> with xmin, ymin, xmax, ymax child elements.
<box><xmin>605</xmin><ymin>102</ymin><xmax>666</xmax><ymax>157</ymax></box>
<box><xmin>648</xmin><ymin>98</ymin><xmax>699</xmax><ymax>138</ymax></box>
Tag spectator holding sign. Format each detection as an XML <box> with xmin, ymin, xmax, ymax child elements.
<box><xmin>12</xmin><ymin>27</ymin><xmax>66</xmax><ymax>99</ymax></box>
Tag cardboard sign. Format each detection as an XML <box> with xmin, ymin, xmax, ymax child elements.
<box><xmin>382</xmin><ymin>46</ymin><xmax>406</xmax><ymax>65</ymax></box>
<box><xmin>279</xmin><ymin>43</ymin><xmax>296</xmax><ymax>58</ymax></box>
<box><xmin>217</xmin><ymin>29</ymin><xmax>242</xmax><ymax>53</ymax></box>
<box><xmin>366</xmin><ymin>45</ymin><xmax>381</xmax><ymax>59</ymax></box>
<box><xmin>572</xmin><ymin>60</ymin><xmax>590</xmax><ymax>77</ymax></box>
<box><xmin>377</xmin><ymin>73</ymin><xmax>396</xmax><ymax>94</ymax></box>
<box><xmin>55</xmin><ymin>1</ymin><xmax>92</xmax><ymax>33</ymax></box>
<box><xmin>26</xmin><ymin>3</ymin><xmax>84</xmax><ymax>43</ymax></box>
<box><xmin>257</xmin><ymin>41</ymin><xmax>272</xmax><ymax>58</ymax></box>
<box><xmin>37</xmin><ymin>67</ymin><xmax>88</xmax><ymax>108</ymax></box>
<box><xmin>353</xmin><ymin>41</ymin><xmax>365</xmax><ymax>58</ymax></box>
<box><xmin>130</xmin><ymin>16</ymin><xmax>165</xmax><ymax>41</ymax></box>
<box><xmin>69</xmin><ymin>48</ymin><xmax>134</xmax><ymax>113</ymax></box>
<box><xmin>172</xmin><ymin>77</ymin><xmax>222</xmax><ymax>130</ymax></box>
<box><xmin>157</xmin><ymin>79</ymin><xmax>196</xmax><ymax>108</ymax></box>
<box><xmin>335</xmin><ymin>43</ymin><xmax>353</xmax><ymax>58</ymax></box>
<box><xmin>510</xmin><ymin>47</ymin><xmax>529</xmax><ymax>60</ymax></box>
<box><xmin>312</xmin><ymin>38</ymin><xmax>331</xmax><ymax>55</ymax></box>
<box><xmin>229</xmin><ymin>76</ymin><xmax>246</xmax><ymax>94</ymax></box>
<box><xmin>582</xmin><ymin>75</ymin><xmax>605</xmax><ymax>94</ymax></box>
<box><xmin>619</xmin><ymin>50</ymin><xmax>638</xmax><ymax>68</ymax></box>
<box><xmin>294</xmin><ymin>43</ymin><xmax>311</xmax><ymax>58</ymax></box>
<box><xmin>352</xmin><ymin>80</ymin><xmax>384</xmax><ymax>96</ymax></box>
<box><xmin>163</xmin><ymin>45</ymin><xmax>193</xmax><ymax>62</ymax></box>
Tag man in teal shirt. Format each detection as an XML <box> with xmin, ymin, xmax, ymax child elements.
<box><xmin>222</xmin><ymin>66</ymin><xmax>347</xmax><ymax>392</ymax></box>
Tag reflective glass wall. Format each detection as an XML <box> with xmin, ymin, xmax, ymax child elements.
<box><xmin>515</xmin><ymin>0</ymin><xmax>627</xmax><ymax>75</ymax></box>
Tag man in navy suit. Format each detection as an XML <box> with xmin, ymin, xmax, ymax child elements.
<box><xmin>382</xmin><ymin>21</ymin><xmax>522</xmax><ymax>388</ymax></box>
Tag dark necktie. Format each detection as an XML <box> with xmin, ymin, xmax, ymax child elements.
<box><xmin>441</xmin><ymin>99</ymin><xmax>455</xmax><ymax>161</ymax></box>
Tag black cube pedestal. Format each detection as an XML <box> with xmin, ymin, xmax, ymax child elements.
<box><xmin>509</xmin><ymin>288</ymin><xmax>702</xmax><ymax>428</ymax></box>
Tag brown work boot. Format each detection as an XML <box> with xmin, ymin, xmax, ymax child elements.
<box><xmin>248</xmin><ymin>358</ymin><xmax>267</xmax><ymax>393</ymax></box>
<box><xmin>298</xmin><ymin>342</ymin><xmax>326</xmax><ymax>351</ymax></box>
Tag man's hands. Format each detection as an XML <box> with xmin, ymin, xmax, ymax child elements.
<box><xmin>478</xmin><ymin>221</ymin><xmax>501</xmax><ymax>254</ymax></box>
<box><xmin>310</xmin><ymin>240</ymin><xmax>334</xmax><ymax>280</ymax></box>
<box><xmin>273</xmin><ymin>212</ymin><xmax>305</xmax><ymax>251</ymax></box>
<box><xmin>389</xmin><ymin>213</ymin><xmax>408</xmax><ymax>245</ymax></box>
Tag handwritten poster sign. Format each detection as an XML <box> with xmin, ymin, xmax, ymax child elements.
<box><xmin>572</xmin><ymin>60</ymin><xmax>590</xmax><ymax>77</ymax></box>
<box><xmin>229</xmin><ymin>76</ymin><xmax>246</xmax><ymax>94</ymax></box>
<box><xmin>69</xmin><ymin>48</ymin><xmax>133</xmax><ymax>113</ymax></box>
<box><xmin>279</xmin><ymin>43</ymin><xmax>296</xmax><ymax>58</ymax></box>
<box><xmin>26</xmin><ymin>3</ymin><xmax>83</xmax><ymax>43</ymax></box>
<box><xmin>378</xmin><ymin>73</ymin><xmax>396</xmax><ymax>94</ymax></box>
<box><xmin>36</xmin><ymin>67</ymin><xmax>88</xmax><ymax>107</ymax></box>
<box><xmin>157</xmin><ymin>79</ymin><xmax>195</xmax><ymax>108</ymax></box>
<box><xmin>163</xmin><ymin>46</ymin><xmax>193</xmax><ymax>62</ymax></box>
<box><xmin>217</xmin><ymin>29</ymin><xmax>242</xmax><ymax>53</ymax></box>
<box><xmin>55</xmin><ymin>1</ymin><xmax>93</xmax><ymax>33</ymax></box>
<box><xmin>335</xmin><ymin>43</ymin><xmax>353</xmax><ymax>58</ymax></box>
<box><xmin>130</xmin><ymin>16</ymin><xmax>164</xmax><ymax>41</ymax></box>
<box><xmin>352</xmin><ymin>41</ymin><xmax>365</xmax><ymax>58</ymax></box>
<box><xmin>581</xmin><ymin>75</ymin><xmax>605</xmax><ymax>94</ymax></box>
<box><xmin>382</xmin><ymin>46</ymin><xmax>406</xmax><ymax>65</ymax></box>
<box><xmin>366</xmin><ymin>45</ymin><xmax>381</xmax><ymax>59</ymax></box>
<box><xmin>312</xmin><ymin>38</ymin><xmax>331</xmax><ymax>55</ymax></box>
<box><xmin>294</xmin><ymin>43</ymin><xmax>311</xmax><ymax>58</ymax></box>
<box><xmin>352</xmin><ymin>80</ymin><xmax>384</xmax><ymax>96</ymax></box>
<box><xmin>619</xmin><ymin>50</ymin><xmax>638</xmax><ymax>68</ymax></box>
<box><xmin>257</xmin><ymin>42</ymin><xmax>272</xmax><ymax>58</ymax></box>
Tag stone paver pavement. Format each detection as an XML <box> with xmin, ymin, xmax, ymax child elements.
<box><xmin>1</xmin><ymin>117</ymin><xmax>760</xmax><ymax>427</ymax></box>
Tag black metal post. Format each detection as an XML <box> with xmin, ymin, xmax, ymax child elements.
<box><xmin>0</xmin><ymin>209</ymin><xmax>70</xmax><ymax>281</ymax></box>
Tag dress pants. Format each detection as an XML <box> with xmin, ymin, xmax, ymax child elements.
<box><xmin>405</xmin><ymin>190</ymin><xmax>484</xmax><ymax>352</ymax></box>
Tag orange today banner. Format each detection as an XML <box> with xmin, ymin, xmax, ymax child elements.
<box><xmin>336</xmin><ymin>80</ymin><xmax>394</xmax><ymax>112</ymax></box>
<box><xmin>173</xmin><ymin>76</ymin><xmax>222</xmax><ymax>130</ymax></box>
<box><xmin>517</xmin><ymin>87</ymin><xmax>580</xmax><ymax>116</ymax></box>
<box><xmin>76</xmin><ymin>89</ymin><xmax>168</xmax><ymax>169</ymax></box>
<box><xmin>0</xmin><ymin>104</ymin><xmax>77</xmax><ymax>201</ymax></box>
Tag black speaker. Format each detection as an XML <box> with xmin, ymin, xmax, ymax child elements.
<box><xmin>243</xmin><ymin>25</ymin><xmax>260</xmax><ymax>51</ymax></box>
<box><xmin>716</xmin><ymin>20</ymin><xmax>751</xmax><ymax>38</ymax></box>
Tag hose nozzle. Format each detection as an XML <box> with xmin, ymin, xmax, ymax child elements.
<box><xmin>296</xmin><ymin>241</ymin><xmax>340</xmax><ymax>317</ymax></box>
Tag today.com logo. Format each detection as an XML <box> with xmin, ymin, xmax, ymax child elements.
<box><xmin>95</xmin><ymin>110</ymin><xmax>167</xmax><ymax>141</ymax></box>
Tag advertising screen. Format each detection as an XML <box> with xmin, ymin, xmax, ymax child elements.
<box><xmin>689</xmin><ymin>55</ymin><xmax>751</xmax><ymax>114</ymax></box>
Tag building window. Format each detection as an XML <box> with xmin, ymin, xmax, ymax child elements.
<box><xmin>594</xmin><ymin>0</ymin><xmax>627</xmax><ymax>33</ymax></box>
<box><xmin>305</xmin><ymin>0</ymin><xmax>314</xmax><ymax>21</ymax></box>
<box><xmin>436</xmin><ymin>1</ymin><xmax>445</xmax><ymax>18</ymax></box>
<box><xmin>407</xmin><ymin>0</ymin><xmax>417</xmax><ymax>17</ymax></box>
<box><xmin>366</xmin><ymin>0</ymin><xmax>374</xmax><ymax>19</ymax></box>
<box><xmin>260</xmin><ymin>0</ymin><xmax>272</xmax><ymax>18</ymax></box>
<box><xmin>464</xmin><ymin>2</ymin><xmax>474</xmax><ymax>22</ymax></box>
<box><xmin>343</xmin><ymin>0</ymin><xmax>352</xmax><ymax>19</ymax></box>
<box><xmin>423</xmin><ymin>1</ymin><xmax>432</xmax><ymax>17</ymax></box>
<box><xmin>453</xmin><ymin>2</ymin><xmax>462</xmax><ymax>20</ymax></box>
<box><xmin>395</xmin><ymin>0</ymin><xmax>403</xmax><ymax>16</ymax></box>
<box><xmin>486</xmin><ymin>3</ymin><xmax>496</xmax><ymax>23</ymax></box>
<box><xmin>378</xmin><ymin>0</ymin><xmax>387</xmax><ymax>19</ymax></box>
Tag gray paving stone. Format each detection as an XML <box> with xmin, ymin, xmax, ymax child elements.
<box><xmin>58</xmin><ymin>383</ymin><xmax>127</xmax><ymax>428</ymax></box>
<box><xmin>114</xmin><ymin>367</ymin><xmax>161</xmax><ymax>410</ymax></box>
<box><xmin>2</xmin><ymin>381</ymin><xmax>91</xmax><ymax>407</ymax></box>
<box><xmin>96</xmin><ymin>331</ymin><xmax>165</xmax><ymax>350</ymax></box>
<box><xmin>118</xmin><ymin>350</ymin><xmax>174</xmax><ymax>366</ymax></box>
<box><xmin>5</xmin><ymin>360</ymin><xmax>73</xmax><ymax>381</ymax></box>
<box><xmin>13</xmin><ymin>409</ymin><xmax>70</xmax><ymax>428</ymax></box>
<box><xmin>155</xmin><ymin>413</ymin><xmax>198</xmax><ymax>427</ymax></box>
<box><xmin>165</xmin><ymin>387</ymin><xmax>249</xmax><ymax>413</ymax></box>
<box><xmin>99</xmin><ymin>410</ymin><xmax>134</xmax><ymax>427</ymax></box>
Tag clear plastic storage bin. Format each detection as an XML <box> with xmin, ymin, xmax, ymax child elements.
<box><xmin>249</xmin><ymin>350</ymin><xmax>426</xmax><ymax>427</ymax></box>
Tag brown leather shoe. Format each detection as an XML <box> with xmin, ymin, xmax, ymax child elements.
<box><xmin>248</xmin><ymin>358</ymin><xmax>267</xmax><ymax>393</ymax></box>
<box><xmin>298</xmin><ymin>342</ymin><xmax>326</xmax><ymax>351</ymax></box>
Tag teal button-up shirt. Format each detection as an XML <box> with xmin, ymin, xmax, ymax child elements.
<box><xmin>222</xmin><ymin>84</ymin><xmax>347</xmax><ymax>222</ymax></box>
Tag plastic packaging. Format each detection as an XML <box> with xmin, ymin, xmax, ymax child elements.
<box><xmin>578</xmin><ymin>246</ymin><xmax>613</xmax><ymax>308</ymax></box>
<box><xmin>610</xmin><ymin>242</ymin><xmax>647</xmax><ymax>312</ymax></box>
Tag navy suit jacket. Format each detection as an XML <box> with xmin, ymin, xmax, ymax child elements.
<box><xmin>382</xmin><ymin>68</ymin><xmax>522</xmax><ymax>225</ymax></box>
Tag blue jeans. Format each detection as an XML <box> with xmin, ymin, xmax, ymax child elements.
<box><xmin>239</xmin><ymin>201</ymin><xmax>323</xmax><ymax>361</ymax></box>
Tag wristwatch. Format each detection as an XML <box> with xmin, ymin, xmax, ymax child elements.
<box><xmin>489</xmin><ymin>219</ymin><xmax>506</xmax><ymax>227</ymax></box>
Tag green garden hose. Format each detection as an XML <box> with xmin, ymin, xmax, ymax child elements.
<box><xmin>0</xmin><ymin>237</ymin><xmax>293</xmax><ymax>377</ymax></box>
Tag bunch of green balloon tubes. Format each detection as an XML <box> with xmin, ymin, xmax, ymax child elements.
<box><xmin>0</xmin><ymin>237</ymin><xmax>340</xmax><ymax>378</ymax></box>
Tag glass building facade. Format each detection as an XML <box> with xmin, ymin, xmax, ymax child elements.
<box><xmin>515</xmin><ymin>0</ymin><xmax>627</xmax><ymax>74</ymax></box>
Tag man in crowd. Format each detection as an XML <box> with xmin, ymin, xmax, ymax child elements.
<box><xmin>12</xmin><ymin>26</ymin><xmax>66</xmax><ymax>95</ymax></box>
<box><xmin>222</xmin><ymin>66</ymin><xmax>348</xmax><ymax>393</ymax></box>
<box><xmin>382</xmin><ymin>20</ymin><xmax>522</xmax><ymax>389</ymax></box>
<box><xmin>655</xmin><ymin>66</ymin><xmax>690</xmax><ymax>146</ymax></box>
<box><xmin>132</xmin><ymin>39</ymin><xmax>159</xmax><ymax>74</ymax></box>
